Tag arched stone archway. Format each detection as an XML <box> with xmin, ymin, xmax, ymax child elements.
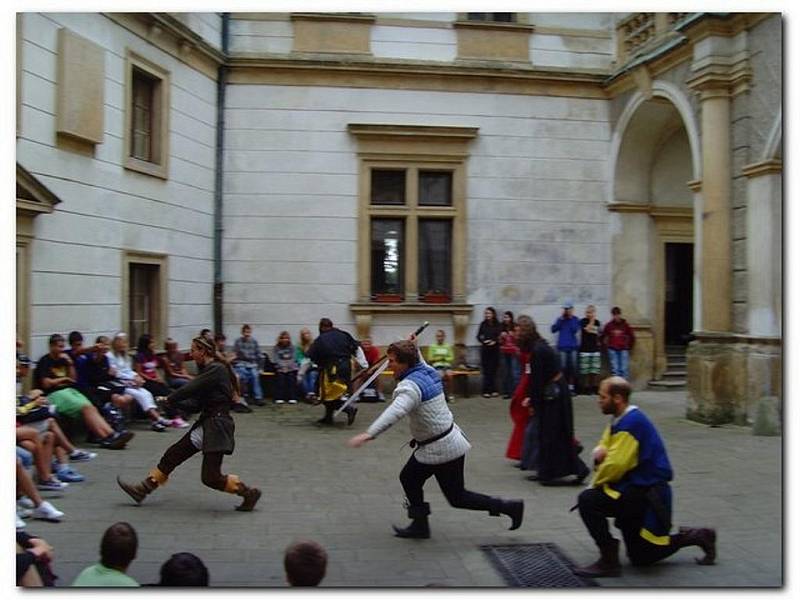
<box><xmin>607</xmin><ymin>84</ymin><xmax>699</xmax><ymax>388</ymax></box>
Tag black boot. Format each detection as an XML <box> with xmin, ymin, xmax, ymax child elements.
<box><xmin>573</xmin><ymin>539</ymin><xmax>622</xmax><ymax>577</ymax></box>
<box><xmin>392</xmin><ymin>502</ymin><xmax>431</xmax><ymax>539</ymax></box>
<box><xmin>317</xmin><ymin>403</ymin><xmax>334</xmax><ymax>425</ymax></box>
<box><xmin>489</xmin><ymin>497</ymin><xmax>524</xmax><ymax>530</ymax></box>
<box><xmin>676</xmin><ymin>526</ymin><xmax>716</xmax><ymax>565</ymax></box>
<box><xmin>345</xmin><ymin>405</ymin><xmax>358</xmax><ymax>426</ymax></box>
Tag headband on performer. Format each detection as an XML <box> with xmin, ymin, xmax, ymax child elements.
<box><xmin>192</xmin><ymin>336</ymin><xmax>215</xmax><ymax>354</ymax></box>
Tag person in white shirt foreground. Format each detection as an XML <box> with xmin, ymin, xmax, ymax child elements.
<box><xmin>347</xmin><ymin>338</ymin><xmax>523</xmax><ymax>539</ymax></box>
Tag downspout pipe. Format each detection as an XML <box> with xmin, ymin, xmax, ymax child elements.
<box><xmin>213</xmin><ymin>12</ymin><xmax>229</xmax><ymax>334</ymax></box>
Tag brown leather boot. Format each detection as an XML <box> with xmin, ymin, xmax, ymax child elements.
<box><xmin>677</xmin><ymin>526</ymin><xmax>716</xmax><ymax>565</ymax></box>
<box><xmin>235</xmin><ymin>482</ymin><xmax>262</xmax><ymax>512</ymax></box>
<box><xmin>573</xmin><ymin>539</ymin><xmax>622</xmax><ymax>577</ymax></box>
<box><xmin>117</xmin><ymin>475</ymin><xmax>159</xmax><ymax>504</ymax></box>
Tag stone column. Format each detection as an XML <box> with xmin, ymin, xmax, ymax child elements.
<box><xmin>742</xmin><ymin>159</ymin><xmax>782</xmax><ymax>337</ymax></box>
<box><xmin>696</xmin><ymin>85</ymin><xmax>732</xmax><ymax>333</ymax></box>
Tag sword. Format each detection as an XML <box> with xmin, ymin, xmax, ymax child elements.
<box><xmin>335</xmin><ymin>321</ymin><xmax>430</xmax><ymax>416</ymax></box>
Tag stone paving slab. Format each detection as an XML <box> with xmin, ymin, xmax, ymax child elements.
<box><xmin>21</xmin><ymin>390</ymin><xmax>782</xmax><ymax>587</ymax></box>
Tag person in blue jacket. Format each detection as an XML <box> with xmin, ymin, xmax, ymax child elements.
<box><xmin>573</xmin><ymin>377</ymin><xmax>716</xmax><ymax>577</ymax></box>
<box><xmin>551</xmin><ymin>302</ymin><xmax>581</xmax><ymax>393</ymax></box>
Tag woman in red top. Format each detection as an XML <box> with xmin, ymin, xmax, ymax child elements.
<box><xmin>505</xmin><ymin>315</ymin><xmax>535</xmax><ymax>461</ymax></box>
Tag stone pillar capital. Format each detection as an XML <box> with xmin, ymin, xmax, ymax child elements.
<box><xmin>687</xmin><ymin>63</ymin><xmax>752</xmax><ymax>99</ymax></box>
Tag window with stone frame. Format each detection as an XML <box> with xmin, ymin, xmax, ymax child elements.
<box><xmin>350</xmin><ymin>124</ymin><xmax>476</xmax><ymax>306</ymax></box>
<box><xmin>367</xmin><ymin>168</ymin><xmax>455</xmax><ymax>302</ymax></box>
<box><xmin>124</xmin><ymin>253</ymin><xmax>167</xmax><ymax>344</ymax></box>
<box><xmin>124</xmin><ymin>51</ymin><xmax>170</xmax><ymax>179</ymax></box>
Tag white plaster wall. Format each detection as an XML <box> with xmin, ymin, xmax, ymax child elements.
<box><xmin>169</xmin><ymin>12</ymin><xmax>222</xmax><ymax>51</ymax></box>
<box><xmin>529</xmin><ymin>13</ymin><xmax>615</xmax><ymax>30</ymax></box>
<box><xmin>530</xmin><ymin>32</ymin><xmax>613</xmax><ymax>70</ymax></box>
<box><xmin>18</xmin><ymin>13</ymin><xmax>217</xmax><ymax>357</ymax></box>
<box><xmin>223</xmin><ymin>84</ymin><xmax>611</xmax><ymax>346</ymax></box>
<box><xmin>610</xmin><ymin>212</ymin><xmax>655</xmax><ymax>321</ymax></box>
<box><xmin>229</xmin><ymin>17</ymin><xmax>293</xmax><ymax>55</ymax></box>
<box><xmin>650</xmin><ymin>129</ymin><xmax>693</xmax><ymax>206</ymax></box>
<box><xmin>371</xmin><ymin>25</ymin><xmax>456</xmax><ymax>62</ymax></box>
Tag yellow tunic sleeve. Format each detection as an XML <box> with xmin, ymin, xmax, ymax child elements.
<box><xmin>593</xmin><ymin>430</ymin><xmax>639</xmax><ymax>486</ymax></box>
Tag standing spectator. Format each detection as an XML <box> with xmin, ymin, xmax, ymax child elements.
<box><xmin>477</xmin><ymin>307</ymin><xmax>502</xmax><ymax>398</ymax></box>
<box><xmin>157</xmin><ymin>552</ymin><xmax>209</xmax><ymax>586</ymax></box>
<box><xmin>551</xmin><ymin>302</ymin><xmax>581</xmax><ymax>394</ymax></box>
<box><xmin>284</xmin><ymin>540</ymin><xmax>327</xmax><ymax>587</ymax></box>
<box><xmin>499</xmin><ymin>311</ymin><xmax>520</xmax><ymax>399</ymax></box>
<box><xmin>506</xmin><ymin>315</ymin><xmax>535</xmax><ymax>462</ymax></box>
<box><xmin>72</xmin><ymin>522</ymin><xmax>139</xmax><ymax>586</ymax></box>
<box><xmin>573</xmin><ymin>377</ymin><xmax>716</xmax><ymax>577</ymax></box>
<box><xmin>199</xmin><ymin>329</ymin><xmax>214</xmax><ymax>345</ymax></box>
<box><xmin>526</xmin><ymin>320</ymin><xmax>589</xmax><ymax>485</ymax></box>
<box><xmin>601</xmin><ymin>307</ymin><xmax>636</xmax><ymax>379</ymax></box>
<box><xmin>108</xmin><ymin>333</ymin><xmax>173</xmax><ymax>432</ymax></box>
<box><xmin>34</xmin><ymin>334</ymin><xmax>132</xmax><ymax>449</ymax></box>
<box><xmin>579</xmin><ymin>305</ymin><xmax>603</xmax><ymax>394</ymax></box>
<box><xmin>426</xmin><ymin>329</ymin><xmax>455</xmax><ymax>402</ymax></box>
<box><xmin>295</xmin><ymin>328</ymin><xmax>318</xmax><ymax>402</ymax></box>
<box><xmin>233</xmin><ymin>324</ymin><xmax>265</xmax><ymax>406</ymax></box>
<box><xmin>307</xmin><ymin>318</ymin><xmax>367</xmax><ymax>426</ymax></box>
<box><xmin>273</xmin><ymin>331</ymin><xmax>299</xmax><ymax>404</ymax></box>
<box><xmin>162</xmin><ymin>338</ymin><xmax>193</xmax><ymax>389</ymax></box>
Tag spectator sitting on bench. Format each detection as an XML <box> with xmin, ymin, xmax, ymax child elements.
<box><xmin>162</xmin><ymin>338</ymin><xmax>194</xmax><ymax>389</ymax></box>
<box><xmin>272</xmin><ymin>331</ymin><xmax>299</xmax><ymax>405</ymax></box>
<box><xmin>426</xmin><ymin>330</ymin><xmax>455</xmax><ymax>402</ymax></box>
<box><xmin>34</xmin><ymin>334</ymin><xmax>133</xmax><ymax>449</ymax></box>
<box><xmin>233</xmin><ymin>324</ymin><xmax>265</xmax><ymax>407</ymax></box>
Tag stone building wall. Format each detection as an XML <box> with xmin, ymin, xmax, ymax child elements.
<box><xmin>221</xmin><ymin>83</ymin><xmax>611</xmax><ymax>346</ymax></box>
<box><xmin>18</xmin><ymin>12</ymin><xmax>218</xmax><ymax>357</ymax></box>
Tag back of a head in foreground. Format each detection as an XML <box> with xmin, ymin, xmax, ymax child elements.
<box><xmin>158</xmin><ymin>552</ymin><xmax>209</xmax><ymax>586</ymax></box>
<box><xmin>285</xmin><ymin>540</ymin><xmax>328</xmax><ymax>587</ymax></box>
<box><xmin>100</xmin><ymin>522</ymin><xmax>138</xmax><ymax>571</ymax></box>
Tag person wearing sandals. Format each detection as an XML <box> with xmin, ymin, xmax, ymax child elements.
<box><xmin>117</xmin><ymin>336</ymin><xmax>262</xmax><ymax>512</ymax></box>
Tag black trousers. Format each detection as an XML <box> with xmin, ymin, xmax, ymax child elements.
<box><xmin>156</xmin><ymin>429</ymin><xmax>228</xmax><ymax>491</ymax></box>
<box><xmin>578</xmin><ymin>487</ymin><xmax>680</xmax><ymax>566</ymax></box>
<box><xmin>399</xmin><ymin>454</ymin><xmax>498</xmax><ymax>513</ymax></box>
<box><xmin>480</xmin><ymin>347</ymin><xmax>500</xmax><ymax>394</ymax></box>
<box><xmin>274</xmin><ymin>371</ymin><xmax>297</xmax><ymax>401</ymax></box>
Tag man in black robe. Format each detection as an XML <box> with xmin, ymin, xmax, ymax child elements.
<box><xmin>307</xmin><ymin>318</ymin><xmax>367</xmax><ymax>426</ymax></box>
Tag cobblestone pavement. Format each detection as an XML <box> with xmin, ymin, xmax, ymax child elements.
<box><xmin>26</xmin><ymin>389</ymin><xmax>781</xmax><ymax>587</ymax></box>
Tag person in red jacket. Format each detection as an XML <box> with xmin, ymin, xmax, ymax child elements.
<box><xmin>600</xmin><ymin>307</ymin><xmax>635</xmax><ymax>379</ymax></box>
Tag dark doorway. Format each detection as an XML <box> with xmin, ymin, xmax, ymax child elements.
<box><xmin>664</xmin><ymin>243</ymin><xmax>693</xmax><ymax>346</ymax></box>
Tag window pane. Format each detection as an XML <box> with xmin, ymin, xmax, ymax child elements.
<box><xmin>418</xmin><ymin>219</ymin><xmax>452</xmax><ymax>300</ymax></box>
<box><xmin>467</xmin><ymin>12</ymin><xmax>515</xmax><ymax>22</ymax></box>
<box><xmin>131</xmin><ymin>69</ymin><xmax>154</xmax><ymax>162</ymax></box>
<box><xmin>370</xmin><ymin>169</ymin><xmax>406</xmax><ymax>205</ymax></box>
<box><xmin>419</xmin><ymin>171</ymin><xmax>453</xmax><ymax>206</ymax></box>
<box><xmin>371</xmin><ymin>219</ymin><xmax>404</xmax><ymax>297</ymax></box>
<box><xmin>129</xmin><ymin>263</ymin><xmax>158</xmax><ymax>342</ymax></box>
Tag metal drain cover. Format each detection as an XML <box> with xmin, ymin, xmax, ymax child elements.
<box><xmin>480</xmin><ymin>543</ymin><xmax>598</xmax><ymax>588</ymax></box>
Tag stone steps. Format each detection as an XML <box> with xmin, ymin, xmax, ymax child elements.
<box><xmin>648</xmin><ymin>379</ymin><xmax>687</xmax><ymax>389</ymax></box>
<box><xmin>648</xmin><ymin>346</ymin><xmax>687</xmax><ymax>390</ymax></box>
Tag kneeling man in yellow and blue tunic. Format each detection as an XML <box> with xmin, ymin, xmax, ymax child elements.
<box><xmin>574</xmin><ymin>376</ymin><xmax>716</xmax><ymax>577</ymax></box>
